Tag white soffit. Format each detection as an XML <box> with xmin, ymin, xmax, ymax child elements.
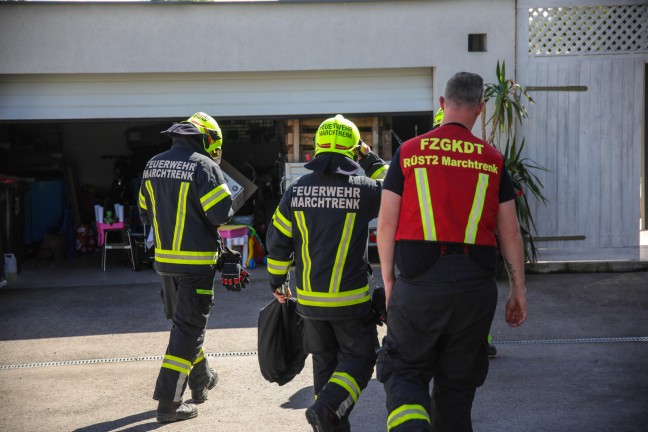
<box><xmin>0</xmin><ymin>68</ymin><xmax>434</xmax><ymax>120</ymax></box>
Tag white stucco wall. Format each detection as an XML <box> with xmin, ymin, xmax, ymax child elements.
<box><xmin>0</xmin><ymin>0</ymin><xmax>515</xmax><ymax>103</ymax></box>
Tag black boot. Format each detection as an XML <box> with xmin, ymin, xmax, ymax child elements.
<box><xmin>156</xmin><ymin>401</ymin><xmax>198</xmax><ymax>423</ymax></box>
<box><xmin>306</xmin><ymin>403</ymin><xmax>344</xmax><ymax>432</ymax></box>
<box><xmin>191</xmin><ymin>368</ymin><xmax>219</xmax><ymax>403</ymax></box>
<box><xmin>487</xmin><ymin>342</ymin><xmax>498</xmax><ymax>357</ymax></box>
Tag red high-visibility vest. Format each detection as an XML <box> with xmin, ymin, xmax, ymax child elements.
<box><xmin>395</xmin><ymin>124</ymin><xmax>504</xmax><ymax>246</ymax></box>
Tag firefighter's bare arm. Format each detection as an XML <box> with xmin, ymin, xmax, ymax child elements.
<box><xmin>496</xmin><ymin>199</ymin><xmax>527</xmax><ymax>327</ymax></box>
<box><xmin>377</xmin><ymin>189</ymin><xmax>401</xmax><ymax>306</ymax></box>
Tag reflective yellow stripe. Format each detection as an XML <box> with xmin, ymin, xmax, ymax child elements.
<box><xmin>370</xmin><ymin>164</ymin><xmax>388</xmax><ymax>180</ymax></box>
<box><xmin>295</xmin><ymin>211</ymin><xmax>311</xmax><ymax>292</ymax></box>
<box><xmin>414</xmin><ymin>168</ymin><xmax>436</xmax><ymax>241</ymax></box>
<box><xmin>193</xmin><ymin>348</ymin><xmax>206</xmax><ymax>365</ymax></box>
<box><xmin>145</xmin><ymin>180</ymin><xmax>162</xmax><ymax>247</ymax></box>
<box><xmin>155</xmin><ymin>248</ymin><xmax>218</xmax><ymax>265</ymax></box>
<box><xmin>138</xmin><ymin>188</ymin><xmax>147</xmax><ymax>210</ymax></box>
<box><xmin>296</xmin><ymin>285</ymin><xmax>370</xmax><ymax>307</ymax></box>
<box><xmin>267</xmin><ymin>257</ymin><xmax>292</xmax><ymax>276</ymax></box>
<box><xmin>195</xmin><ymin>289</ymin><xmax>213</xmax><ymax>295</ymax></box>
<box><xmin>329</xmin><ymin>213</ymin><xmax>356</xmax><ymax>293</ymax></box>
<box><xmin>272</xmin><ymin>209</ymin><xmax>293</xmax><ymax>238</ymax></box>
<box><xmin>161</xmin><ymin>354</ymin><xmax>192</xmax><ymax>376</ymax></box>
<box><xmin>464</xmin><ymin>173</ymin><xmax>489</xmax><ymax>244</ymax></box>
<box><xmin>173</xmin><ymin>182</ymin><xmax>190</xmax><ymax>251</ymax></box>
<box><xmin>200</xmin><ymin>183</ymin><xmax>231</xmax><ymax>212</ymax></box>
<box><xmin>387</xmin><ymin>404</ymin><xmax>430</xmax><ymax>431</ymax></box>
<box><xmin>329</xmin><ymin>372</ymin><xmax>361</xmax><ymax>404</ymax></box>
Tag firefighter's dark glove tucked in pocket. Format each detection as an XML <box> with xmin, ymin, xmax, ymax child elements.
<box><xmin>371</xmin><ymin>287</ymin><xmax>388</xmax><ymax>326</ymax></box>
<box><xmin>217</xmin><ymin>247</ymin><xmax>250</xmax><ymax>292</ymax></box>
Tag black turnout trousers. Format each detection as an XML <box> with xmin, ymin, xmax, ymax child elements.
<box><xmin>303</xmin><ymin>313</ymin><xmax>379</xmax><ymax>420</ymax></box>
<box><xmin>377</xmin><ymin>254</ymin><xmax>497</xmax><ymax>432</ymax></box>
<box><xmin>153</xmin><ymin>270</ymin><xmax>216</xmax><ymax>403</ymax></box>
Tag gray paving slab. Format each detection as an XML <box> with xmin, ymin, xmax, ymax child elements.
<box><xmin>0</xmin><ymin>256</ymin><xmax>647</xmax><ymax>431</ymax></box>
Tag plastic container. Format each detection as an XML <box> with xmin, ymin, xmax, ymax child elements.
<box><xmin>4</xmin><ymin>253</ymin><xmax>17</xmax><ymax>281</ymax></box>
<box><xmin>218</xmin><ymin>225</ymin><xmax>248</xmax><ymax>239</ymax></box>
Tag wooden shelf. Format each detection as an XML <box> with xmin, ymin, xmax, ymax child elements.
<box><xmin>283</xmin><ymin>117</ymin><xmax>391</xmax><ymax>162</ymax></box>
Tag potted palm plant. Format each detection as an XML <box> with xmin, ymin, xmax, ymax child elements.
<box><xmin>482</xmin><ymin>60</ymin><xmax>548</xmax><ymax>263</ymax></box>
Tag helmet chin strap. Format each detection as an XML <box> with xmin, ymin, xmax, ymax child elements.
<box><xmin>199</xmin><ymin>124</ymin><xmax>222</xmax><ymax>164</ymax></box>
<box><xmin>202</xmin><ymin>135</ymin><xmax>210</xmax><ymax>153</ymax></box>
<box><xmin>205</xmin><ymin>136</ymin><xmax>222</xmax><ymax>164</ymax></box>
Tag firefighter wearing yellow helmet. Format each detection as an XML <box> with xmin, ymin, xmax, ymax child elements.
<box><xmin>314</xmin><ymin>114</ymin><xmax>361</xmax><ymax>159</ymax></box>
<box><xmin>266</xmin><ymin>114</ymin><xmax>388</xmax><ymax>431</ymax></box>
<box><xmin>183</xmin><ymin>112</ymin><xmax>224</xmax><ymax>163</ymax></box>
<box><xmin>138</xmin><ymin>112</ymin><xmax>249</xmax><ymax>423</ymax></box>
<box><xmin>433</xmin><ymin>107</ymin><xmax>444</xmax><ymax>128</ymax></box>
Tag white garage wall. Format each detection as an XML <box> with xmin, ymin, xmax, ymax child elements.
<box><xmin>0</xmin><ymin>0</ymin><xmax>515</xmax><ymax>119</ymax></box>
<box><xmin>0</xmin><ymin>68</ymin><xmax>435</xmax><ymax>120</ymax></box>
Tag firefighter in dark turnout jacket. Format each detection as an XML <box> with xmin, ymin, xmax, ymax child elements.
<box><xmin>266</xmin><ymin>115</ymin><xmax>388</xmax><ymax>432</ymax></box>
<box><xmin>376</xmin><ymin>73</ymin><xmax>527</xmax><ymax>431</ymax></box>
<box><xmin>138</xmin><ymin>112</ymin><xmax>250</xmax><ymax>423</ymax></box>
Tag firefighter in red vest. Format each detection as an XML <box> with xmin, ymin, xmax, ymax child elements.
<box><xmin>376</xmin><ymin>72</ymin><xmax>527</xmax><ymax>432</ymax></box>
<box><xmin>435</xmin><ymin>106</ymin><xmax>498</xmax><ymax>358</ymax></box>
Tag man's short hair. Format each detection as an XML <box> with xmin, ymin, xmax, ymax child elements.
<box><xmin>444</xmin><ymin>72</ymin><xmax>484</xmax><ymax>107</ymax></box>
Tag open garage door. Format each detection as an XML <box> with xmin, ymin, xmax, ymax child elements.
<box><xmin>0</xmin><ymin>68</ymin><xmax>434</xmax><ymax>121</ymax></box>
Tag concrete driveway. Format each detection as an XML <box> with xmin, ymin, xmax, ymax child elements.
<box><xmin>0</xmin><ymin>255</ymin><xmax>647</xmax><ymax>431</ymax></box>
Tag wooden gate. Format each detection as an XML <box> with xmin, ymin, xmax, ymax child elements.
<box><xmin>516</xmin><ymin>0</ymin><xmax>648</xmax><ymax>260</ymax></box>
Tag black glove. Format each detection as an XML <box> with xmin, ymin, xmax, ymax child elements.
<box><xmin>371</xmin><ymin>287</ymin><xmax>388</xmax><ymax>326</ymax></box>
<box><xmin>217</xmin><ymin>247</ymin><xmax>250</xmax><ymax>292</ymax></box>
<box><xmin>354</xmin><ymin>141</ymin><xmax>371</xmax><ymax>160</ymax></box>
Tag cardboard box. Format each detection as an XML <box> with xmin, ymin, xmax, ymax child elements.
<box><xmin>219</xmin><ymin>159</ymin><xmax>257</xmax><ymax>213</ymax></box>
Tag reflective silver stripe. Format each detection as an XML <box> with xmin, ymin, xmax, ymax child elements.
<box><xmin>193</xmin><ymin>347</ymin><xmax>206</xmax><ymax>364</ymax></box>
<box><xmin>162</xmin><ymin>357</ymin><xmax>191</xmax><ymax>375</ymax></box>
<box><xmin>272</xmin><ymin>209</ymin><xmax>293</xmax><ymax>238</ymax></box>
<box><xmin>155</xmin><ymin>249</ymin><xmax>218</xmax><ymax>265</ymax></box>
<box><xmin>161</xmin><ymin>355</ymin><xmax>192</xmax><ymax>403</ymax></box>
<box><xmin>145</xmin><ymin>180</ymin><xmax>162</xmax><ymax>247</ymax></box>
<box><xmin>298</xmin><ymin>291</ymin><xmax>368</xmax><ymax>304</ymax></box>
<box><xmin>200</xmin><ymin>184</ymin><xmax>231</xmax><ymax>212</ymax></box>
<box><xmin>330</xmin><ymin>372</ymin><xmax>360</xmax><ymax>403</ymax></box>
<box><xmin>329</xmin><ymin>213</ymin><xmax>356</xmax><ymax>293</ymax></box>
<box><xmin>172</xmin><ymin>182</ymin><xmax>189</xmax><ymax>251</ymax></box>
<box><xmin>295</xmin><ymin>211</ymin><xmax>311</xmax><ymax>291</ymax></box>
<box><xmin>173</xmin><ymin>376</ymin><xmax>186</xmax><ymax>403</ymax></box>
<box><xmin>371</xmin><ymin>164</ymin><xmax>388</xmax><ymax>180</ymax></box>
<box><xmin>387</xmin><ymin>404</ymin><xmax>430</xmax><ymax>431</ymax></box>
<box><xmin>336</xmin><ymin>394</ymin><xmax>355</xmax><ymax>420</ymax></box>
<box><xmin>138</xmin><ymin>189</ymin><xmax>147</xmax><ymax>210</ymax></box>
<box><xmin>296</xmin><ymin>285</ymin><xmax>369</xmax><ymax>307</ymax></box>
<box><xmin>267</xmin><ymin>258</ymin><xmax>292</xmax><ymax>275</ymax></box>
<box><xmin>464</xmin><ymin>173</ymin><xmax>489</xmax><ymax>244</ymax></box>
<box><xmin>414</xmin><ymin>168</ymin><xmax>436</xmax><ymax>241</ymax></box>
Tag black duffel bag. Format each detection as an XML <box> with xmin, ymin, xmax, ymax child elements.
<box><xmin>257</xmin><ymin>297</ymin><xmax>307</xmax><ymax>386</ymax></box>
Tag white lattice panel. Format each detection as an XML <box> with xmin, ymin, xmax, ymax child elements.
<box><xmin>529</xmin><ymin>5</ymin><xmax>648</xmax><ymax>56</ymax></box>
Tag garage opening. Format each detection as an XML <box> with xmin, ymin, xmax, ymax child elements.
<box><xmin>0</xmin><ymin>111</ymin><xmax>430</xmax><ymax>270</ymax></box>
